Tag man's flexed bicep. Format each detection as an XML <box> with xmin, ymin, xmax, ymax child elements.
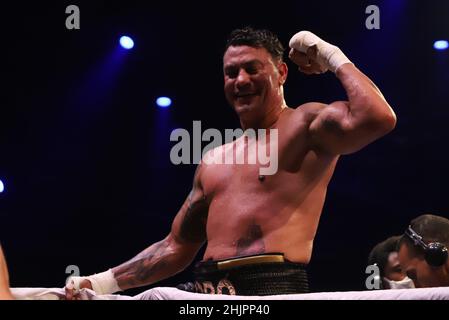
<box><xmin>289</xmin><ymin>31</ymin><xmax>396</xmax><ymax>156</ymax></box>
<box><xmin>307</xmin><ymin>65</ymin><xmax>397</xmax><ymax>155</ymax></box>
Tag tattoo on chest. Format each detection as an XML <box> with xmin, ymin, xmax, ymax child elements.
<box><xmin>236</xmin><ymin>224</ymin><xmax>266</xmax><ymax>256</ymax></box>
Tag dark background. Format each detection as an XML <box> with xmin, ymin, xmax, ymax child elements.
<box><xmin>0</xmin><ymin>0</ymin><xmax>448</xmax><ymax>294</ymax></box>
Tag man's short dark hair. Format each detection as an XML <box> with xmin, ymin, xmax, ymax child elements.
<box><xmin>225</xmin><ymin>27</ymin><xmax>285</xmax><ymax>62</ymax></box>
<box><xmin>399</xmin><ymin>214</ymin><xmax>449</xmax><ymax>254</ymax></box>
<box><xmin>368</xmin><ymin>236</ymin><xmax>401</xmax><ymax>277</ymax></box>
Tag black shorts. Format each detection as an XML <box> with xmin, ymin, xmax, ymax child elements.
<box><xmin>176</xmin><ymin>253</ymin><xmax>309</xmax><ymax>296</ymax></box>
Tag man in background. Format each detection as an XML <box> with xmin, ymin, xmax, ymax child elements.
<box><xmin>368</xmin><ymin>236</ymin><xmax>414</xmax><ymax>289</ymax></box>
<box><xmin>398</xmin><ymin>214</ymin><xmax>449</xmax><ymax>288</ymax></box>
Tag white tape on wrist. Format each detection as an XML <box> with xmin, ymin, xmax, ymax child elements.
<box><xmin>289</xmin><ymin>31</ymin><xmax>353</xmax><ymax>73</ymax></box>
<box><xmin>67</xmin><ymin>269</ymin><xmax>121</xmax><ymax>295</ymax></box>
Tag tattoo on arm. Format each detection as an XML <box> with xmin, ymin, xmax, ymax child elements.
<box><xmin>114</xmin><ymin>240</ymin><xmax>170</xmax><ymax>288</ymax></box>
<box><xmin>322</xmin><ymin>116</ymin><xmax>345</xmax><ymax>136</ymax></box>
<box><xmin>178</xmin><ymin>164</ymin><xmax>208</xmax><ymax>243</ymax></box>
<box><xmin>179</xmin><ymin>191</ymin><xmax>208</xmax><ymax>243</ymax></box>
<box><xmin>114</xmin><ymin>165</ymin><xmax>208</xmax><ymax>289</ymax></box>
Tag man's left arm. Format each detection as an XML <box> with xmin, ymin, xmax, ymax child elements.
<box><xmin>310</xmin><ymin>64</ymin><xmax>397</xmax><ymax>155</ymax></box>
<box><xmin>289</xmin><ymin>31</ymin><xmax>397</xmax><ymax>155</ymax></box>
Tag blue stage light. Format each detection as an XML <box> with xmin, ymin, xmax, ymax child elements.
<box><xmin>434</xmin><ymin>40</ymin><xmax>448</xmax><ymax>51</ymax></box>
<box><xmin>156</xmin><ymin>97</ymin><xmax>172</xmax><ymax>108</ymax></box>
<box><xmin>120</xmin><ymin>36</ymin><xmax>135</xmax><ymax>50</ymax></box>
<box><xmin>0</xmin><ymin>179</ymin><xmax>4</xmax><ymax>193</ymax></box>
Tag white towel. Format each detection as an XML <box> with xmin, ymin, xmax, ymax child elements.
<box><xmin>10</xmin><ymin>286</ymin><xmax>449</xmax><ymax>300</ymax></box>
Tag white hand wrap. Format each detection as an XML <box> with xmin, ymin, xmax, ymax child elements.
<box><xmin>66</xmin><ymin>269</ymin><xmax>121</xmax><ymax>295</ymax></box>
<box><xmin>289</xmin><ymin>31</ymin><xmax>352</xmax><ymax>73</ymax></box>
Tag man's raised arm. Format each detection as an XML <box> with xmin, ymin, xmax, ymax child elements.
<box><xmin>289</xmin><ymin>31</ymin><xmax>397</xmax><ymax>155</ymax></box>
